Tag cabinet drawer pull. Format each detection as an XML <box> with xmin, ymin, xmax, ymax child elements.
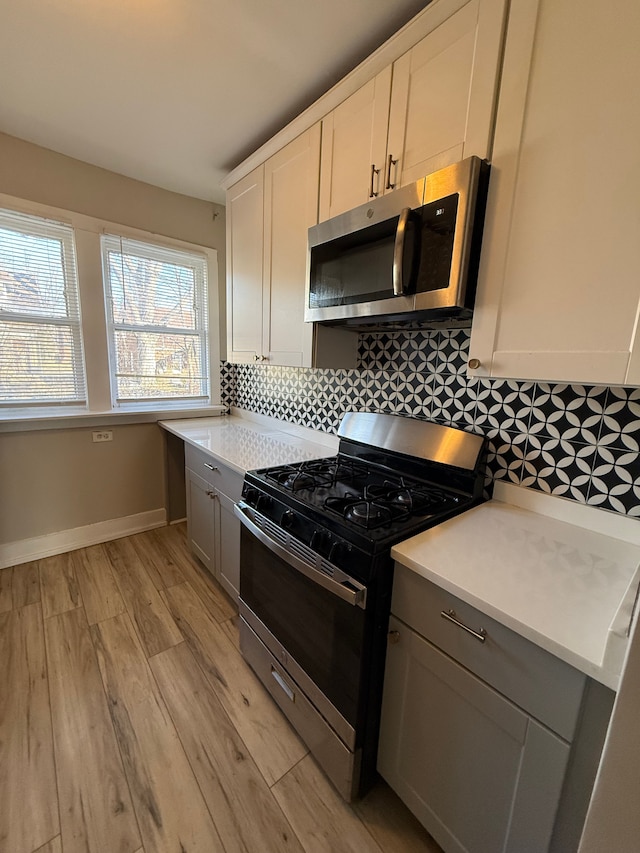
<box><xmin>441</xmin><ymin>609</ymin><xmax>486</xmax><ymax>643</ymax></box>
<box><xmin>203</xmin><ymin>462</ymin><xmax>218</xmax><ymax>471</ymax></box>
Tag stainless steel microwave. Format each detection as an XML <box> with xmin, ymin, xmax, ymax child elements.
<box><xmin>305</xmin><ymin>157</ymin><xmax>489</xmax><ymax>329</ymax></box>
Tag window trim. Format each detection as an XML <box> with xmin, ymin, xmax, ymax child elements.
<box><xmin>0</xmin><ymin>193</ymin><xmax>221</xmax><ymax>425</ymax></box>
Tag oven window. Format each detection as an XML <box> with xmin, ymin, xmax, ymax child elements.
<box><xmin>240</xmin><ymin>527</ymin><xmax>367</xmax><ymax>727</ymax></box>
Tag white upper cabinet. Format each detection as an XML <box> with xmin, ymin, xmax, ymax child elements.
<box><xmin>226</xmin><ymin>166</ymin><xmax>264</xmax><ymax>363</ymax></box>
<box><xmin>469</xmin><ymin>0</ymin><xmax>640</xmax><ymax>386</ymax></box>
<box><xmin>262</xmin><ymin>126</ymin><xmax>321</xmax><ymax>367</ymax></box>
<box><xmin>319</xmin><ymin>0</ymin><xmax>508</xmax><ymax>222</ymax></box>
<box><xmin>226</xmin><ymin>125</ymin><xmax>323</xmax><ymax>367</ymax></box>
<box><xmin>318</xmin><ymin>68</ymin><xmax>392</xmax><ymax>221</ymax></box>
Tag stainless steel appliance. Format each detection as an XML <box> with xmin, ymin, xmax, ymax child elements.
<box><xmin>234</xmin><ymin>412</ymin><xmax>487</xmax><ymax>800</ymax></box>
<box><xmin>305</xmin><ymin>157</ymin><xmax>489</xmax><ymax>330</ymax></box>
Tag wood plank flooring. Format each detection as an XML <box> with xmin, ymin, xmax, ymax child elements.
<box><xmin>0</xmin><ymin>523</ymin><xmax>442</xmax><ymax>853</ymax></box>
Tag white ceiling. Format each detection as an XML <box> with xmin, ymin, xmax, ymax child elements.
<box><xmin>0</xmin><ymin>0</ymin><xmax>428</xmax><ymax>204</ymax></box>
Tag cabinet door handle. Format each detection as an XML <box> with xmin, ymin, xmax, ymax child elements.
<box><xmin>369</xmin><ymin>164</ymin><xmax>380</xmax><ymax>198</ymax></box>
<box><xmin>203</xmin><ymin>462</ymin><xmax>218</xmax><ymax>471</ymax></box>
<box><xmin>441</xmin><ymin>609</ymin><xmax>486</xmax><ymax>643</ymax></box>
<box><xmin>385</xmin><ymin>154</ymin><xmax>398</xmax><ymax>190</ymax></box>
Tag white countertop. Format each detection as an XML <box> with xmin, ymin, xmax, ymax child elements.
<box><xmin>159</xmin><ymin>412</ymin><xmax>339</xmax><ymax>475</ymax></box>
<box><xmin>391</xmin><ymin>483</ymin><xmax>640</xmax><ymax>690</ymax></box>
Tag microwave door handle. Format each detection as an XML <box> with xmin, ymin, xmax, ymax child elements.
<box><xmin>393</xmin><ymin>207</ymin><xmax>411</xmax><ymax>296</ymax></box>
<box><xmin>234</xmin><ymin>503</ymin><xmax>367</xmax><ymax>609</ymax></box>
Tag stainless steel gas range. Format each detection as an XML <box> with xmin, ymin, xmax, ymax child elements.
<box><xmin>234</xmin><ymin>412</ymin><xmax>487</xmax><ymax>801</ymax></box>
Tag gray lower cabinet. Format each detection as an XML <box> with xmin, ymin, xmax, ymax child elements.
<box><xmin>216</xmin><ymin>489</ymin><xmax>241</xmax><ymax>600</ymax></box>
<box><xmin>185</xmin><ymin>444</ymin><xmax>242</xmax><ymax>601</ymax></box>
<box><xmin>379</xmin><ymin>614</ymin><xmax>569</xmax><ymax>853</ymax></box>
<box><xmin>378</xmin><ymin>566</ymin><xmax>614</xmax><ymax>853</ymax></box>
<box><xmin>186</xmin><ymin>466</ymin><xmax>217</xmax><ymax>572</ymax></box>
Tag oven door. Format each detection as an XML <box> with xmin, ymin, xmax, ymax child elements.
<box><xmin>236</xmin><ymin>505</ymin><xmax>370</xmax><ymax>735</ymax></box>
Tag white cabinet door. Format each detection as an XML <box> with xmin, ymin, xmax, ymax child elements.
<box><xmin>469</xmin><ymin>0</ymin><xmax>640</xmax><ymax>385</ymax></box>
<box><xmin>378</xmin><ymin>615</ymin><xmax>570</xmax><ymax>853</ymax></box>
<box><xmin>386</xmin><ymin>0</ymin><xmax>506</xmax><ymax>188</ymax></box>
<box><xmin>318</xmin><ymin>67</ymin><xmax>392</xmax><ymax>221</ymax></box>
<box><xmin>263</xmin><ymin>125</ymin><xmax>321</xmax><ymax>367</ymax></box>
<box><xmin>226</xmin><ymin>166</ymin><xmax>264</xmax><ymax>363</ymax></box>
<box><xmin>318</xmin><ymin>0</ymin><xmax>507</xmax><ymax>221</ymax></box>
<box><xmin>226</xmin><ymin>128</ymin><xmax>323</xmax><ymax>367</ymax></box>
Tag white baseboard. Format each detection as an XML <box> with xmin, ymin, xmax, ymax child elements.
<box><xmin>0</xmin><ymin>508</ymin><xmax>167</xmax><ymax>569</ymax></box>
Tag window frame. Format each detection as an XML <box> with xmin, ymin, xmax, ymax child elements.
<box><xmin>0</xmin><ymin>208</ymin><xmax>88</xmax><ymax>409</ymax></box>
<box><xmin>101</xmin><ymin>234</ymin><xmax>211</xmax><ymax>408</ymax></box>
<box><xmin>0</xmin><ymin>193</ymin><xmax>221</xmax><ymax>429</ymax></box>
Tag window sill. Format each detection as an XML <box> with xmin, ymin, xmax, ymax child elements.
<box><xmin>0</xmin><ymin>403</ymin><xmax>228</xmax><ymax>433</ymax></box>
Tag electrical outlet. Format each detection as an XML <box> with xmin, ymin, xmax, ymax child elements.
<box><xmin>92</xmin><ymin>430</ymin><xmax>113</xmax><ymax>443</ymax></box>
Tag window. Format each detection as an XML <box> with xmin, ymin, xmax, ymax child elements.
<box><xmin>102</xmin><ymin>235</ymin><xmax>209</xmax><ymax>406</ymax></box>
<box><xmin>0</xmin><ymin>208</ymin><xmax>86</xmax><ymax>408</ymax></box>
<box><xmin>0</xmin><ymin>194</ymin><xmax>219</xmax><ymax>423</ymax></box>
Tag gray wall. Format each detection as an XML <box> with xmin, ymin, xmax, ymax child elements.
<box><xmin>0</xmin><ymin>132</ymin><xmax>225</xmax><ymax>546</ymax></box>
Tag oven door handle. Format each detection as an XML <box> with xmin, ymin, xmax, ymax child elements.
<box><xmin>235</xmin><ymin>503</ymin><xmax>367</xmax><ymax>609</ymax></box>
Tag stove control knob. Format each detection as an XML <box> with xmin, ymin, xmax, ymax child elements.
<box><xmin>256</xmin><ymin>494</ymin><xmax>272</xmax><ymax>513</ymax></box>
<box><xmin>310</xmin><ymin>529</ymin><xmax>331</xmax><ymax>556</ymax></box>
<box><xmin>281</xmin><ymin>510</ymin><xmax>296</xmax><ymax>530</ymax></box>
<box><xmin>329</xmin><ymin>540</ymin><xmax>352</xmax><ymax>564</ymax></box>
<box><xmin>244</xmin><ymin>487</ymin><xmax>259</xmax><ymax>506</ymax></box>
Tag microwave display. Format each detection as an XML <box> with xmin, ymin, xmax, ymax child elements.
<box><xmin>416</xmin><ymin>193</ymin><xmax>459</xmax><ymax>293</ymax></box>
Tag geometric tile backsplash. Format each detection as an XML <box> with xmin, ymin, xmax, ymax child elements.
<box><xmin>222</xmin><ymin>329</ymin><xmax>640</xmax><ymax>518</ymax></box>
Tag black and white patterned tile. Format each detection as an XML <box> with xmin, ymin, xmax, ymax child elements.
<box><xmin>357</xmin><ymin>333</ymin><xmax>402</xmax><ymax>370</ymax></box>
<box><xmin>587</xmin><ymin>445</ymin><xmax>640</xmax><ymax>515</ymax></box>
<box><xmin>392</xmin><ymin>370</ymin><xmax>433</xmax><ymax>418</ymax></box>
<box><xmin>473</xmin><ymin>379</ymin><xmax>536</xmax><ymax>433</ymax></box>
<box><xmin>430</xmin><ymin>373</ymin><xmax>475</xmax><ymax>427</ymax></box>
<box><xmin>598</xmin><ymin>387</ymin><xmax>640</xmax><ymax>452</ymax></box>
<box><xmin>362</xmin><ymin>370</ymin><xmax>400</xmax><ymax>412</ymax></box>
<box><xmin>520</xmin><ymin>434</ymin><xmax>594</xmax><ymax>502</ymax></box>
<box><xmin>434</xmin><ymin>329</ymin><xmax>471</xmax><ymax>376</ymax></box>
<box><xmin>226</xmin><ymin>327</ymin><xmax>640</xmax><ymax>518</ymax></box>
<box><xmin>529</xmin><ymin>383</ymin><xmax>607</xmax><ymax>445</ymax></box>
<box><xmin>484</xmin><ymin>429</ymin><xmax>528</xmax><ymax>484</ymax></box>
<box><xmin>397</xmin><ymin>331</ymin><xmax>439</xmax><ymax>374</ymax></box>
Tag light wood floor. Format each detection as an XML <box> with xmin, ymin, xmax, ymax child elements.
<box><xmin>0</xmin><ymin>523</ymin><xmax>443</xmax><ymax>853</ymax></box>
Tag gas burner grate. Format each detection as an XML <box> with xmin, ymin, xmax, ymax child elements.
<box><xmin>265</xmin><ymin>457</ymin><xmax>371</xmax><ymax>492</ymax></box>
<box><xmin>324</xmin><ymin>479</ymin><xmax>461</xmax><ymax>530</ymax></box>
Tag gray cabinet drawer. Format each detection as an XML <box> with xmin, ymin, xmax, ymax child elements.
<box><xmin>185</xmin><ymin>443</ymin><xmax>243</xmax><ymax>501</ymax></box>
<box><xmin>391</xmin><ymin>563</ymin><xmax>586</xmax><ymax>741</ymax></box>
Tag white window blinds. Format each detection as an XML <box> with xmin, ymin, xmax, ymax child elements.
<box><xmin>102</xmin><ymin>235</ymin><xmax>209</xmax><ymax>404</ymax></box>
<box><xmin>0</xmin><ymin>208</ymin><xmax>86</xmax><ymax>407</ymax></box>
